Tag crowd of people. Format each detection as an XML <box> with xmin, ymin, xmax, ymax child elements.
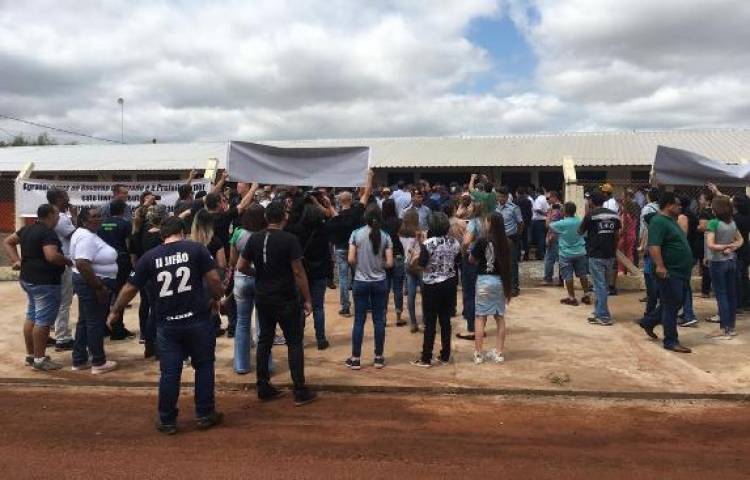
<box><xmin>4</xmin><ymin>168</ymin><xmax>749</xmax><ymax>433</ymax></box>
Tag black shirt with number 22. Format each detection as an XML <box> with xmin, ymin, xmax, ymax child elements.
<box><xmin>129</xmin><ymin>240</ymin><xmax>217</xmax><ymax>324</ymax></box>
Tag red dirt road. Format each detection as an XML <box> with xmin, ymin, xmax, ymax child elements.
<box><xmin>1</xmin><ymin>386</ymin><xmax>749</xmax><ymax>479</ymax></box>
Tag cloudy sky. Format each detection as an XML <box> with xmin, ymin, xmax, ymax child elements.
<box><xmin>1</xmin><ymin>0</ymin><xmax>749</xmax><ymax>144</ymax></box>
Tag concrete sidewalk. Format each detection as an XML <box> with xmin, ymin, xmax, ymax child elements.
<box><xmin>1</xmin><ymin>280</ymin><xmax>748</xmax><ymax>396</ymax></box>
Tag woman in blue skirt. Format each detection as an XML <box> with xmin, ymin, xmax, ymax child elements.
<box><xmin>470</xmin><ymin>212</ymin><xmax>512</xmax><ymax>364</ymax></box>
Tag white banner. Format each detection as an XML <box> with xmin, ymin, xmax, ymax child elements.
<box><xmin>227</xmin><ymin>141</ymin><xmax>370</xmax><ymax>187</ymax></box>
<box><xmin>16</xmin><ymin>179</ymin><xmax>211</xmax><ymax>217</ymax></box>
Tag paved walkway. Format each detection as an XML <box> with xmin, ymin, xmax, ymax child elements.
<box><xmin>1</xmin><ymin>281</ymin><xmax>748</xmax><ymax>396</ymax></box>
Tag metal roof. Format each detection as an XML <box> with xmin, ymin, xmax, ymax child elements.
<box><xmin>0</xmin><ymin>129</ymin><xmax>748</xmax><ymax>172</ymax></box>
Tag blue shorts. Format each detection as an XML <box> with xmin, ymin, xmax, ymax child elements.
<box><xmin>559</xmin><ymin>255</ymin><xmax>589</xmax><ymax>281</ymax></box>
<box><xmin>21</xmin><ymin>281</ymin><xmax>62</xmax><ymax>327</ymax></box>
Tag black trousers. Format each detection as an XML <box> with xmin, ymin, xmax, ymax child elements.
<box><xmin>421</xmin><ymin>277</ymin><xmax>457</xmax><ymax>363</ymax></box>
<box><xmin>109</xmin><ymin>253</ymin><xmax>132</xmax><ymax>334</ymax></box>
<box><xmin>256</xmin><ymin>300</ymin><xmax>306</xmax><ymax>392</ymax></box>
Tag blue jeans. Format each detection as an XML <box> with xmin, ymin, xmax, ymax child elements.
<box><xmin>233</xmin><ymin>274</ymin><xmax>256</xmax><ymax>374</ymax></box>
<box><xmin>72</xmin><ymin>274</ymin><xmax>115</xmax><ymax>367</ymax></box>
<box><xmin>710</xmin><ymin>260</ymin><xmax>737</xmax><ymax>331</ymax></box>
<box><xmin>643</xmin><ymin>258</ymin><xmax>659</xmax><ymax>316</ymax></box>
<box><xmin>309</xmin><ymin>276</ymin><xmax>328</xmax><ymax>343</ymax></box>
<box><xmin>20</xmin><ymin>282</ymin><xmax>62</xmax><ymax>327</ymax></box>
<box><xmin>640</xmin><ymin>275</ymin><xmax>687</xmax><ymax>348</ymax></box>
<box><xmin>736</xmin><ymin>256</ymin><xmax>749</xmax><ymax>309</ymax></box>
<box><xmin>351</xmin><ymin>279</ymin><xmax>387</xmax><ymax>358</ymax></box>
<box><xmin>157</xmin><ymin>317</ymin><xmax>216</xmax><ymax>424</ymax></box>
<box><xmin>588</xmin><ymin>257</ymin><xmax>613</xmax><ymax>320</ymax></box>
<box><xmin>680</xmin><ymin>282</ymin><xmax>696</xmax><ymax>322</ymax></box>
<box><xmin>509</xmin><ymin>235</ymin><xmax>520</xmax><ymax>291</ymax></box>
<box><xmin>531</xmin><ymin>219</ymin><xmax>547</xmax><ymax>259</ymax></box>
<box><xmin>461</xmin><ymin>255</ymin><xmax>478</xmax><ymax>332</ymax></box>
<box><xmin>335</xmin><ymin>249</ymin><xmax>352</xmax><ymax>311</ymax></box>
<box><xmin>386</xmin><ymin>257</ymin><xmax>405</xmax><ymax>314</ymax></box>
<box><xmin>405</xmin><ymin>270</ymin><xmax>421</xmax><ymax>327</ymax></box>
<box><xmin>543</xmin><ymin>239</ymin><xmax>559</xmax><ymax>283</ymax></box>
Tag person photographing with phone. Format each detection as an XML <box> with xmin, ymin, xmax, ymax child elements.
<box><xmin>638</xmin><ymin>192</ymin><xmax>693</xmax><ymax>353</ymax></box>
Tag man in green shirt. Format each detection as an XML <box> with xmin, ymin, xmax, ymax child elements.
<box><xmin>469</xmin><ymin>174</ymin><xmax>497</xmax><ymax>216</ymax></box>
<box><xmin>638</xmin><ymin>192</ymin><xmax>693</xmax><ymax>353</ymax></box>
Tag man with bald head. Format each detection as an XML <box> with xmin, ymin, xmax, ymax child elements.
<box><xmin>326</xmin><ymin>172</ymin><xmax>373</xmax><ymax>317</ymax></box>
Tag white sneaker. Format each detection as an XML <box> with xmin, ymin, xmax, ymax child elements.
<box><xmin>473</xmin><ymin>351</ymin><xmax>485</xmax><ymax>365</ymax></box>
<box><xmin>487</xmin><ymin>349</ymin><xmax>505</xmax><ymax>364</ymax></box>
<box><xmin>91</xmin><ymin>360</ymin><xmax>118</xmax><ymax>374</ymax></box>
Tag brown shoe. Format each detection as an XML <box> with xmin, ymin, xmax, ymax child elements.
<box><xmin>665</xmin><ymin>344</ymin><xmax>692</xmax><ymax>354</ymax></box>
<box><xmin>580</xmin><ymin>295</ymin><xmax>592</xmax><ymax>305</ymax></box>
<box><xmin>560</xmin><ymin>297</ymin><xmax>579</xmax><ymax>306</ymax></box>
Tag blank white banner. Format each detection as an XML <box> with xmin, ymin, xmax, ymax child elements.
<box><xmin>227</xmin><ymin>141</ymin><xmax>370</xmax><ymax>187</ymax></box>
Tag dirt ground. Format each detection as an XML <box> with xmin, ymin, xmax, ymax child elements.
<box><xmin>1</xmin><ymin>279</ymin><xmax>749</xmax><ymax>395</ymax></box>
<box><xmin>1</xmin><ymin>386</ymin><xmax>749</xmax><ymax>480</ymax></box>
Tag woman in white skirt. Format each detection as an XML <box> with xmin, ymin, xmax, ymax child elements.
<box><xmin>469</xmin><ymin>212</ymin><xmax>512</xmax><ymax>364</ymax></box>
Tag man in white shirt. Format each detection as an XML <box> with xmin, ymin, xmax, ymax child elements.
<box><xmin>531</xmin><ymin>189</ymin><xmax>550</xmax><ymax>260</ymax></box>
<box><xmin>47</xmin><ymin>188</ymin><xmax>76</xmax><ymax>350</ymax></box>
<box><xmin>602</xmin><ymin>183</ymin><xmax>620</xmax><ymax>213</ymax></box>
<box><xmin>391</xmin><ymin>181</ymin><xmax>412</xmax><ymax>218</ymax></box>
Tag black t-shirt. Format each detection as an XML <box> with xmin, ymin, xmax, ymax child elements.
<box><xmin>682</xmin><ymin>210</ymin><xmax>700</xmax><ymax>259</ymax></box>
<box><xmin>696</xmin><ymin>208</ymin><xmax>714</xmax><ymax>259</ymax></box>
<box><xmin>129</xmin><ymin>240</ymin><xmax>217</xmax><ymax>323</ymax></box>
<box><xmin>17</xmin><ymin>222</ymin><xmax>65</xmax><ymax>285</ymax></box>
<box><xmin>326</xmin><ymin>203</ymin><xmax>365</xmax><ymax>250</ymax></box>
<box><xmin>734</xmin><ymin>212</ymin><xmax>750</xmax><ymax>262</ymax></box>
<box><xmin>242</xmin><ymin>228</ymin><xmax>303</xmax><ymax>305</ymax></box>
<box><xmin>286</xmin><ymin>221</ymin><xmax>332</xmax><ymax>280</ymax></box>
<box><xmin>98</xmin><ymin>216</ymin><xmax>131</xmax><ymax>254</ymax></box>
<box><xmin>207</xmin><ymin>236</ymin><xmax>224</xmax><ymax>258</ymax></box>
<box><xmin>383</xmin><ymin>217</ymin><xmax>404</xmax><ymax>257</ymax></box>
<box><xmin>470</xmin><ymin>238</ymin><xmax>498</xmax><ymax>275</ymax></box>
<box><xmin>517</xmin><ymin>196</ymin><xmax>533</xmax><ymax>224</ymax></box>
<box><xmin>211</xmin><ymin>207</ymin><xmax>238</xmax><ymax>250</ymax></box>
<box><xmin>579</xmin><ymin>207</ymin><xmax>622</xmax><ymax>258</ymax></box>
<box><xmin>130</xmin><ymin>229</ymin><xmax>163</xmax><ymax>258</ymax></box>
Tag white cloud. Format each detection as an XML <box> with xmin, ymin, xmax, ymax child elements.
<box><xmin>0</xmin><ymin>0</ymin><xmax>748</xmax><ymax>144</ymax></box>
<box><xmin>510</xmin><ymin>0</ymin><xmax>750</xmax><ymax>129</ymax></box>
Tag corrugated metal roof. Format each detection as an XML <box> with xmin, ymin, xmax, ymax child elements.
<box><xmin>0</xmin><ymin>129</ymin><xmax>748</xmax><ymax>172</ymax></box>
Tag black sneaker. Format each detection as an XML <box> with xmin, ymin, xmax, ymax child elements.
<box><xmin>55</xmin><ymin>339</ymin><xmax>74</xmax><ymax>351</ymax></box>
<box><xmin>258</xmin><ymin>384</ymin><xmax>285</xmax><ymax>402</ymax></box>
<box><xmin>373</xmin><ymin>356</ymin><xmax>385</xmax><ymax>369</ymax></box>
<box><xmin>317</xmin><ymin>339</ymin><xmax>330</xmax><ymax>350</ymax></box>
<box><xmin>294</xmin><ymin>389</ymin><xmax>318</xmax><ymax>407</ymax></box>
<box><xmin>109</xmin><ymin>332</ymin><xmax>131</xmax><ymax>341</ymax></box>
<box><xmin>215</xmin><ymin>328</ymin><xmax>227</xmax><ymax>337</ymax></box>
<box><xmin>638</xmin><ymin>322</ymin><xmax>658</xmax><ymax>340</ymax></box>
<box><xmin>339</xmin><ymin>308</ymin><xmax>351</xmax><ymax>317</ymax></box>
<box><xmin>345</xmin><ymin>358</ymin><xmax>361</xmax><ymax>370</ymax></box>
<box><xmin>327</xmin><ymin>280</ymin><xmax>337</xmax><ymax>290</ymax></box>
<box><xmin>156</xmin><ymin>421</ymin><xmax>177</xmax><ymax>435</ymax></box>
<box><xmin>196</xmin><ymin>411</ymin><xmax>224</xmax><ymax>430</ymax></box>
<box><xmin>410</xmin><ymin>359</ymin><xmax>432</xmax><ymax>368</ymax></box>
<box><xmin>227</xmin><ymin>328</ymin><xmax>235</xmax><ymax>339</ymax></box>
<box><xmin>46</xmin><ymin>337</ymin><xmax>56</xmax><ymax>347</ymax></box>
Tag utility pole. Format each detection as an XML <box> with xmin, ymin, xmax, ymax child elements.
<box><xmin>117</xmin><ymin>97</ymin><xmax>124</xmax><ymax>144</ymax></box>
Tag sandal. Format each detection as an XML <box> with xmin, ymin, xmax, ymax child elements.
<box><xmin>560</xmin><ymin>297</ymin><xmax>579</xmax><ymax>306</ymax></box>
